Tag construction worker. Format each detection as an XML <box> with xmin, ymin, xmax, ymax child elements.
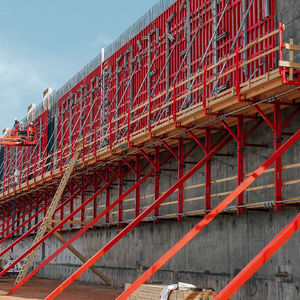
<box><xmin>14</xmin><ymin>118</ymin><xmax>19</xmax><ymax>131</ymax></box>
<box><xmin>18</xmin><ymin>121</ymin><xmax>27</xmax><ymax>142</ymax></box>
<box><xmin>28</xmin><ymin>122</ymin><xmax>35</xmax><ymax>142</ymax></box>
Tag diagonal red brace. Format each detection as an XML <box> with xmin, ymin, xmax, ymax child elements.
<box><xmin>9</xmin><ymin>170</ymin><xmax>154</xmax><ymax>295</ymax></box>
<box><xmin>118</xmin><ymin>129</ymin><xmax>300</xmax><ymax>300</ymax></box>
<box><xmin>0</xmin><ymin>184</ymin><xmax>110</xmax><ymax>278</ymax></box>
<box><xmin>44</xmin><ymin>133</ymin><xmax>232</xmax><ymax>300</ymax></box>
<box><xmin>0</xmin><ymin>190</ymin><xmax>81</xmax><ymax>257</ymax></box>
<box><xmin>215</xmin><ymin>212</ymin><xmax>300</xmax><ymax>299</ymax></box>
<box><xmin>254</xmin><ymin>105</ymin><xmax>275</xmax><ymax>132</ymax></box>
<box><xmin>187</xmin><ymin>130</ymin><xmax>206</xmax><ymax>152</ymax></box>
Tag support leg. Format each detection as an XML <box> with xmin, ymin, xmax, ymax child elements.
<box><xmin>274</xmin><ymin>101</ymin><xmax>282</xmax><ymax>211</ymax></box>
<box><xmin>237</xmin><ymin>115</ymin><xmax>245</xmax><ymax>215</ymax></box>
<box><xmin>205</xmin><ymin>128</ymin><xmax>211</xmax><ymax>214</ymax></box>
<box><xmin>178</xmin><ymin>137</ymin><xmax>184</xmax><ymax>221</ymax></box>
<box><xmin>135</xmin><ymin>154</ymin><xmax>141</xmax><ymax>218</ymax></box>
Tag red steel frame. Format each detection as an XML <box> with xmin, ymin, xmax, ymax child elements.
<box><xmin>118</xmin><ymin>129</ymin><xmax>300</xmax><ymax>300</ymax></box>
<box><xmin>0</xmin><ymin>1</ymin><xmax>299</xmax><ymax>299</ymax></box>
<box><xmin>39</xmin><ymin>133</ymin><xmax>233</xmax><ymax>299</ymax></box>
<box><xmin>0</xmin><ymin>0</ymin><xmax>277</xmax><ymax>198</ymax></box>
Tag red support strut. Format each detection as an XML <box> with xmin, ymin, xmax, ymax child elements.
<box><xmin>177</xmin><ymin>137</ymin><xmax>184</xmax><ymax>221</ymax></box>
<box><xmin>44</xmin><ymin>133</ymin><xmax>232</xmax><ymax>300</ymax></box>
<box><xmin>117</xmin><ymin>129</ymin><xmax>300</xmax><ymax>300</ymax></box>
<box><xmin>215</xmin><ymin>212</ymin><xmax>300</xmax><ymax>299</ymax></box>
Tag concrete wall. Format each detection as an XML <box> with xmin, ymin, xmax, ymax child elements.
<box><xmin>1</xmin><ymin>2</ymin><xmax>300</xmax><ymax>299</ymax></box>
<box><xmin>277</xmin><ymin>0</ymin><xmax>300</xmax><ymax>61</ymax></box>
<box><xmin>1</xmin><ymin>104</ymin><xmax>299</xmax><ymax>300</ymax></box>
<box><xmin>40</xmin><ymin>209</ymin><xmax>300</xmax><ymax>300</ymax></box>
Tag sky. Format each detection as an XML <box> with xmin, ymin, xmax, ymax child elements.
<box><xmin>0</xmin><ymin>0</ymin><xmax>158</xmax><ymax>131</ymax></box>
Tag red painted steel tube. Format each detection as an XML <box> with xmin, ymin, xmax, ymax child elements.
<box><xmin>0</xmin><ymin>184</ymin><xmax>108</xmax><ymax>278</ymax></box>
<box><xmin>0</xmin><ymin>202</ymin><xmax>45</xmax><ymax>244</ymax></box>
<box><xmin>118</xmin><ymin>163</ymin><xmax>123</xmax><ymax>226</ymax></box>
<box><xmin>9</xmin><ymin>169</ymin><xmax>154</xmax><ymax>295</ymax></box>
<box><xmin>177</xmin><ymin>137</ymin><xmax>184</xmax><ymax>221</ymax></box>
<box><xmin>215</xmin><ymin>212</ymin><xmax>300</xmax><ymax>300</ymax></box>
<box><xmin>281</xmin><ymin>106</ymin><xmax>300</xmax><ymax>129</ymax></box>
<box><xmin>205</xmin><ymin>128</ymin><xmax>211</xmax><ymax>214</ymax></box>
<box><xmin>274</xmin><ymin>102</ymin><xmax>282</xmax><ymax>211</ymax></box>
<box><xmin>235</xmin><ymin>47</ymin><xmax>241</xmax><ymax>102</ymax></box>
<box><xmin>135</xmin><ymin>154</ymin><xmax>141</xmax><ymax>218</ymax></box>
<box><xmin>203</xmin><ymin>65</ymin><xmax>207</xmax><ymax>114</ymax></box>
<box><xmin>161</xmin><ymin>140</ymin><xmax>179</xmax><ymax>160</ymax></box>
<box><xmin>220</xmin><ymin>120</ymin><xmax>238</xmax><ymax>142</ymax></box>
<box><xmin>148</xmin><ymin>95</ymin><xmax>152</xmax><ymax>136</ymax></box>
<box><xmin>140</xmin><ymin>149</ymin><xmax>155</xmax><ymax>168</ymax></box>
<box><xmin>44</xmin><ymin>133</ymin><xmax>232</xmax><ymax>300</ymax></box>
<box><xmin>279</xmin><ymin>22</ymin><xmax>284</xmax><ymax>74</ymax></box>
<box><xmin>0</xmin><ymin>189</ymin><xmax>81</xmax><ymax>258</ymax></box>
<box><xmin>237</xmin><ymin>115</ymin><xmax>244</xmax><ymax>215</ymax></box>
<box><xmin>187</xmin><ymin>131</ymin><xmax>206</xmax><ymax>152</ymax></box>
<box><xmin>118</xmin><ymin>129</ymin><xmax>300</xmax><ymax>300</ymax></box>
<box><xmin>0</xmin><ymin>207</ymin><xmax>22</xmax><ymax>236</ymax></box>
<box><xmin>173</xmin><ymin>85</ymin><xmax>177</xmax><ymax>127</ymax></box>
<box><xmin>105</xmin><ymin>170</ymin><xmax>110</xmax><ymax>225</ymax></box>
<box><xmin>154</xmin><ymin>146</ymin><xmax>160</xmax><ymax>218</ymax></box>
<box><xmin>254</xmin><ymin>105</ymin><xmax>275</xmax><ymax>131</ymax></box>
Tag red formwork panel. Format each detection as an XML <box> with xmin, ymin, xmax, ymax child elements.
<box><xmin>0</xmin><ymin>1</ymin><xmax>277</xmax><ymax>190</ymax></box>
<box><xmin>47</xmin><ymin>0</ymin><xmax>275</xmax><ymax>168</ymax></box>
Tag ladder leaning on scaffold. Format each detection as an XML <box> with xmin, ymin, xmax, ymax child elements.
<box><xmin>14</xmin><ymin>142</ymin><xmax>82</xmax><ymax>285</ymax></box>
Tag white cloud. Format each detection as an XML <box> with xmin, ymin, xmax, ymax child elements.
<box><xmin>0</xmin><ymin>48</ymin><xmax>52</xmax><ymax>128</ymax></box>
<box><xmin>88</xmin><ymin>33</ymin><xmax>113</xmax><ymax>48</ymax></box>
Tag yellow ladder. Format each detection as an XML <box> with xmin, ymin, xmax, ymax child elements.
<box><xmin>15</xmin><ymin>145</ymin><xmax>81</xmax><ymax>285</ymax></box>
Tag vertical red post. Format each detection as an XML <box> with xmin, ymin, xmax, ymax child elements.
<box><xmin>105</xmin><ymin>169</ymin><xmax>110</xmax><ymax>225</ymax></box>
<box><xmin>148</xmin><ymin>95</ymin><xmax>152</xmax><ymax>137</ymax></box>
<box><xmin>135</xmin><ymin>154</ymin><xmax>141</xmax><ymax>218</ymax></box>
<box><xmin>70</xmin><ymin>182</ymin><xmax>74</xmax><ymax>229</ymax></box>
<box><xmin>81</xmin><ymin>176</ymin><xmax>85</xmax><ymax>226</ymax></box>
<box><xmin>235</xmin><ymin>47</ymin><xmax>241</xmax><ymax>102</ymax></box>
<box><xmin>173</xmin><ymin>85</ymin><xmax>178</xmax><ymax>127</ymax></box>
<box><xmin>279</xmin><ymin>22</ymin><xmax>284</xmax><ymax>74</ymax></box>
<box><xmin>237</xmin><ymin>115</ymin><xmax>245</xmax><ymax>215</ymax></box>
<box><xmin>178</xmin><ymin>137</ymin><xmax>184</xmax><ymax>221</ymax></box>
<box><xmin>118</xmin><ymin>162</ymin><xmax>123</xmax><ymax>227</ymax></box>
<box><xmin>274</xmin><ymin>101</ymin><xmax>282</xmax><ymax>210</ymax></box>
<box><xmin>93</xmin><ymin>172</ymin><xmax>98</xmax><ymax>220</ymax></box>
<box><xmin>205</xmin><ymin>128</ymin><xmax>211</xmax><ymax>214</ymax></box>
<box><xmin>60</xmin><ymin>193</ymin><xmax>65</xmax><ymax>231</ymax></box>
<box><xmin>203</xmin><ymin>65</ymin><xmax>207</xmax><ymax>114</ymax></box>
<box><xmin>154</xmin><ymin>146</ymin><xmax>160</xmax><ymax>220</ymax></box>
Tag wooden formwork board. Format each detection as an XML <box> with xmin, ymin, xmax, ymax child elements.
<box><xmin>124</xmin><ymin>284</ymin><xmax>218</xmax><ymax>300</ymax></box>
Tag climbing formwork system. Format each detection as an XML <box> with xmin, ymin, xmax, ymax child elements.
<box><xmin>0</xmin><ymin>0</ymin><xmax>300</xmax><ymax>298</ymax></box>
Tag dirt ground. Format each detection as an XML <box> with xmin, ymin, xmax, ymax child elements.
<box><xmin>0</xmin><ymin>278</ymin><xmax>122</xmax><ymax>300</ymax></box>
